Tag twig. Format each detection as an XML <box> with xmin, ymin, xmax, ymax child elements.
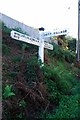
<box><xmin>43</xmin><ymin>101</ymin><xmax>50</xmax><ymax>114</ymax></box>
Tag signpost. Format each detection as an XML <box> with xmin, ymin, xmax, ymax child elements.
<box><xmin>11</xmin><ymin>28</ymin><xmax>68</xmax><ymax>64</ymax></box>
<box><xmin>10</xmin><ymin>30</ymin><xmax>53</xmax><ymax>64</ymax></box>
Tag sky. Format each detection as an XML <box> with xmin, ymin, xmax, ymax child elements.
<box><xmin>0</xmin><ymin>0</ymin><xmax>78</xmax><ymax>38</ymax></box>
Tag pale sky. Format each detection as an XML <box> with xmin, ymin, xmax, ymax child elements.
<box><xmin>0</xmin><ymin>0</ymin><xmax>78</xmax><ymax>38</ymax></box>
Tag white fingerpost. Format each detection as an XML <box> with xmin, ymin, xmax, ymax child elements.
<box><xmin>38</xmin><ymin>31</ymin><xmax>44</xmax><ymax>64</ymax></box>
<box><xmin>10</xmin><ymin>27</ymin><xmax>68</xmax><ymax>64</ymax></box>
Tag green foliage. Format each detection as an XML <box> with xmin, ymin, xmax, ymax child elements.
<box><xmin>3</xmin><ymin>85</ymin><xmax>15</xmax><ymax>99</ymax></box>
<box><xmin>49</xmin><ymin>42</ymin><xmax>75</xmax><ymax>63</ymax></box>
<box><xmin>46</xmin><ymin>95</ymin><xmax>79</xmax><ymax>119</ymax></box>
<box><xmin>68</xmin><ymin>38</ymin><xmax>76</xmax><ymax>52</ymax></box>
<box><xmin>2</xmin><ymin>25</ymin><xmax>80</xmax><ymax>120</ymax></box>
<box><xmin>57</xmin><ymin>79</ymin><xmax>72</xmax><ymax>94</ymax></box>
<box><xmin>43</xmin><ymin>60</ymin><xmax>79</xmax><ymax>95</ymax></box>
<box><xmin>50</xmin><ymin>43</ymin><xmax>64</xmax><ymax>60</ymax></box>
<box><xmin>2</xmin><ymin>44</ymin><xmax>11</xmax><ymax>55</ymax></box>
<box><xmin>16</xmin><ymin>112</ymin><xmax>25</xmax><ymax>120</ymax></box>
<box><xmin>2</xmin><ymin>22</ymin><xmax>11</xmax><ymax>33</ymax></box>
<box><xmin>12</xmin><ymin>55</ymin><xmax>22</xmax><ymax>63</ymax></box>
<box><xmin>22</xmin><ymin>43</ymin><xmax>29</xmax><ymax>50</ymax></box>
<box><xmin>71</xmin><ymin>82</ymin><xmax>80</xmax><ymax>95</ymax></box>
<box><xmin>63</xmin><ymin>50</ymin><xmax>75</xmax><ymax>63</ymax></box>
<box><xmin>24</xmin><ymin>56</ymin><xmax>39</xmax><ymax>85</ymax></box>
<box><xmin>19</xmin><ymin>99</ymin><xmax>26</xmax><ymax>108</ymax></box>
<box><xmin>44</xmin><ymin>79</ymin><xmax>60</xmax><ymax>103</ymax></box>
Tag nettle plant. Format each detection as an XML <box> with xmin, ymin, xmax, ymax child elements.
<box><xmin>3</xmin><ymin>84</ymin><xmax>15</xmax><ymax>99</ymax></box>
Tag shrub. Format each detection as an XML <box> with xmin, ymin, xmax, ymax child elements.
<box><xmin>57</xmin><ymin>78</ymin><xmax>72</xmax><ymax>94</ymax></box>
<box><xmin>44</xmin><ymin>79</ymin><xmax>60</xmax><ymax>103</ymax></box>
<box><xmin>46</xmin><ymin>95</ymin><xmax>79</xmax><ymax>119</ymax></box>
<box><xmin>50</xmin><ymin>43</ymin><xmax>64</xmax><ymax>60</ymax></box>
<box><xmin>42</xmin><ymin>64</ymin><xmax>73</xmax><ymax>95</ymax></box>
<box><xmin>63</xmin><ymin>50</ymin><xmax>75</xmax><ymax>63</ymax></box>
<box><xmin>24</xmin><ymin>56</ymin><xmax>39</xmax><ymax>85</ymax></box>
<box><xmin>48</xmin><ymin>42</ymin><xmax>75</xmax><ymax>63</ymax></box>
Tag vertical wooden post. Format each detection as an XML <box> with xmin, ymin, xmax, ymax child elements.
<box><xmin>38</xmin><ymin>31</ymin><xmax>44</xmax><ymax>64</ymax></box>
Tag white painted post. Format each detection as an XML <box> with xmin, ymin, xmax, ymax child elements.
<box><xmin>38</xmin><ymin>31</ymin><xmax>44</xmax><ymax>64</ymax></box>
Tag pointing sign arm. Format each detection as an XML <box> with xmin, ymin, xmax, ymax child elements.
<box><xmin>41</xmin><ymin>28</ymin><xmax>68</xmax><ymax>38</ymax></box>
<box><xmin>10</xmin><ymin>30</ymin><xmax>53</xmax><ymax>50</ymax></box>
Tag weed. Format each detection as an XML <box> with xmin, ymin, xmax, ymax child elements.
<box><xmin>18</xmin><ymin>99</ymin><xmax>26</xmax><ymax>108</ymax></box>
<box><xmin>3</xmin><ymin>85</ymin><xmax>15</xmax><ymax>99</ymax></box>
<box><xmin>16</xmin><ymin>112</ymin><xmax>25</xmax><ymax>119</ymax></box>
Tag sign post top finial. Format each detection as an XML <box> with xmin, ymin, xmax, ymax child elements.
<box><xmin>39</xmin><ymin>27</ymin><xmax>45</xmax><ymax>31</ymax></box>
